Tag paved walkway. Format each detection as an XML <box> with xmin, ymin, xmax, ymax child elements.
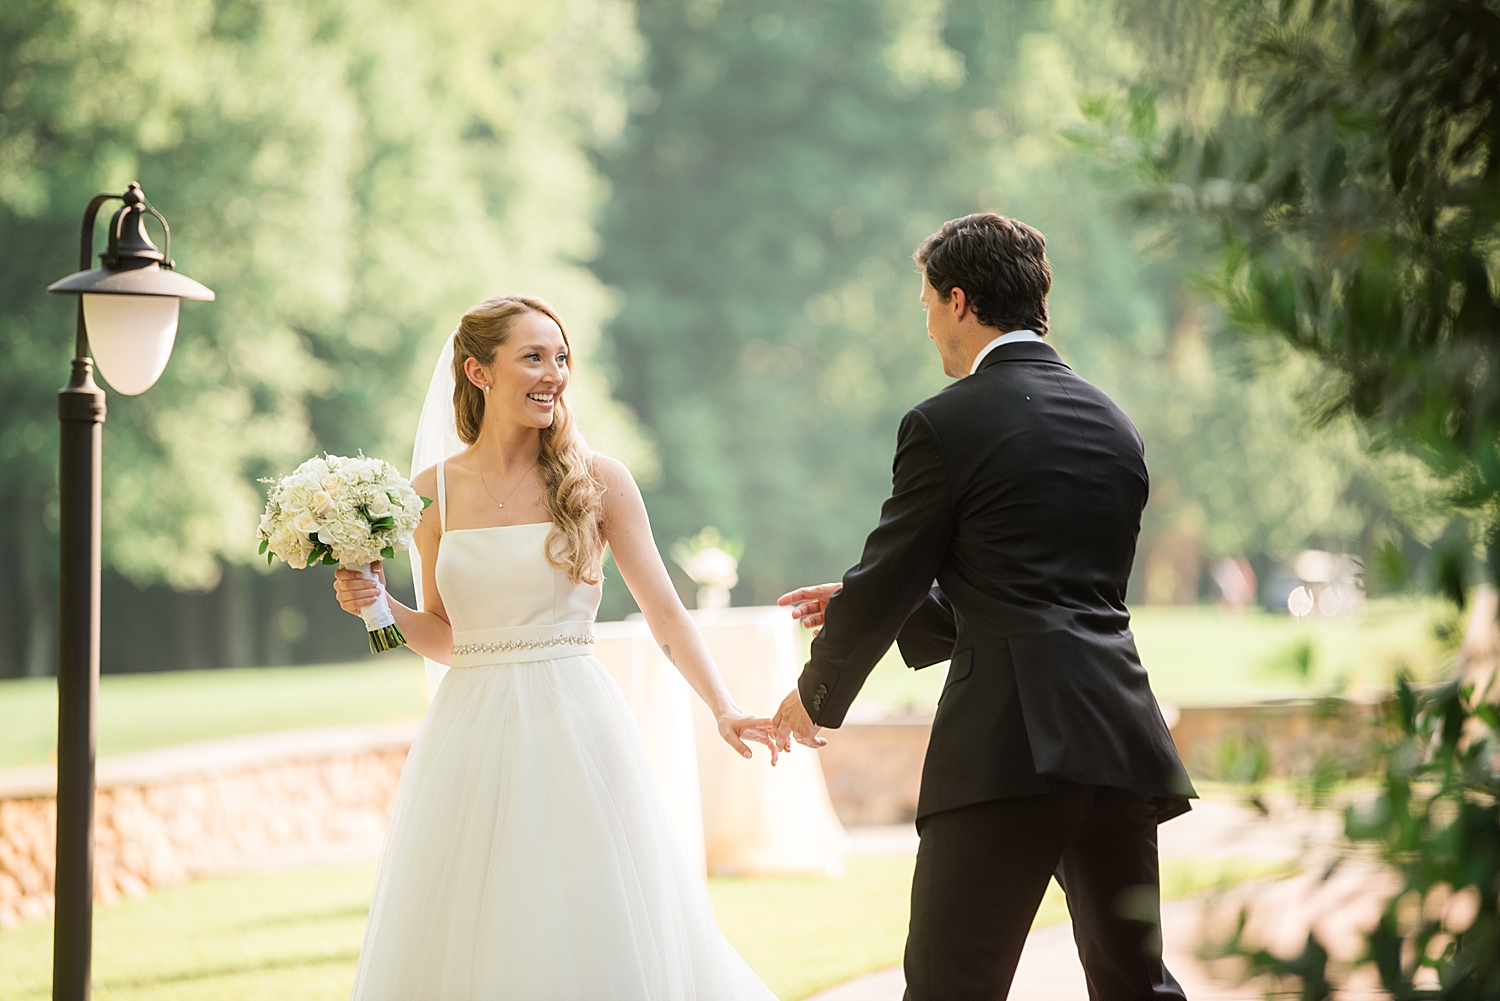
<box><xmin>806</xmin><ymin>898</ymin><xmax>1265</xmax><ymax>1001</ymax></box>
<box><xmin>812</xmin><ymin>798</ymin><xmax>1344</xmax><ymax>1001</ymax></box>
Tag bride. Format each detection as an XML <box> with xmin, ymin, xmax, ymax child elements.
<box><xmin>332</xmin><ymin>294</ymin><xmax>780</xmax><ymax>999</ymax></box>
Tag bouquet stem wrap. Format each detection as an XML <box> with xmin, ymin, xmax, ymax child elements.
<box><xmin>357</xmin><ymin>563</ymin><xmax>406</xmax><ymax>653</ymax></box>
<box><xmin>258</xmin><ymin>453</ymin><xmax>427</xmax><ymax>657</ymax></box>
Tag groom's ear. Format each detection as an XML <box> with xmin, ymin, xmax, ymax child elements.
<box><xmin>949</xmin><ymin>286</ymin><xmax>970</xmax><ymax>320</ymax></box>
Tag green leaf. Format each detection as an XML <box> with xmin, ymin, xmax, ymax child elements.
<box><xmin>421</xmin><ymin>496</ymin><xmax>434</xmax><ymax>510</ymax></box>
<box><xmin>381</xmin><ymin>546</ymin><xmax>395</xmax><ymax>559</ymax></box>
<box><xmin>258</xmin><ymin>539</ymin><xmax>268</xmax><ymax>555</ymax></box>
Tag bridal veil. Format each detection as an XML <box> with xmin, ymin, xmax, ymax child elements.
<box><xmin>409</xmin><ymin>330</ymin><xmax>464</xmax><ymax>699</ymax></box>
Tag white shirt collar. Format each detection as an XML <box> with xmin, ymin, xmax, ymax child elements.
<box><xmin>969</xmin><ymin>329</ymin><xmax>1043</xmax><ymax>374</ymax></box>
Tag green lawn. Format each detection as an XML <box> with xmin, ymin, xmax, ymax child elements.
<box><xmin>849</xmin><ymin>597</ymin><xmax>1449</xmax><ymax>710</ymax></box>
<box><xmin>0</xmin><ymin>657</ymin><xmax>429</xmax><ymax>769</ymax></box>
<box><xmin>0</xmin><ymin>855</ymin><xmax>1289</xmax><ymax>1001</ymax></box>
<box><xmin>0</xmin><ymin>599</ymin><xmax>1446</xmax><ymax>769</ymax></box>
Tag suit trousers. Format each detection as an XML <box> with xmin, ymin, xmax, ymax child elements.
<box><xmin>902</xmin><ymin>784</ymin><xmax>1187</xmax><ymax>1001</ymax></box>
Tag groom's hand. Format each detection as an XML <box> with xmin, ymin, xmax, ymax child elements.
<box><xmin>777</xmin><ymin>583</ymin><xmax>841</xmax><ymax>634</ymax></box>
<box><xmin>771</xmin><ymin>687</ymin><xmax>826</xmax><ymax>753</ymax></box>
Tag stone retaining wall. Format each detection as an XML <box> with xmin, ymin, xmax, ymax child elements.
<box><xmin>816</xmin><ymin>697</ymin><xmax>1392</xmax><ymax>826</ymax></box>
<box><xmin>0</xmin><ymin>723</ymin><xmax>415</xmax><ymax>929</ymax></box>
<box><xmin>0</xmin><ymin>697</ymin><xmax>1391</xmax><ymax>927</ymax></box>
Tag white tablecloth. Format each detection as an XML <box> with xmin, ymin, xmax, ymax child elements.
<box><xmin>594</xmin><ymin>606</ymin><xmax>849</xmax><ymax>876</ymax></box>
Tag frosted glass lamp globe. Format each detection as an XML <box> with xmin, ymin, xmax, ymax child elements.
<box><xmin>81</xmin><ymin>294</ymin><xmax>180</xmax><ymax>395</ymax></box>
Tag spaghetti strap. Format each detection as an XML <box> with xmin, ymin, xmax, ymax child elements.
<box><xmin>436</xmin><ymin>460</ymin><xmax>448</xmax><ymax>532</ymax></box>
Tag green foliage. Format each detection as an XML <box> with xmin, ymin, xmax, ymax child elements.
<box><xmin>1224</xmin><ymin>675</ymin><xmax>1500</xmax><ymax>998</ymax></box>
<box><xmin>3</xmin><ymin>0</ymin><xmax>1470</xmax><ymax>673</ymax></box>
<box><xmin>1270</xmin><ymin>635</ymin><xmax>1318</xmax><ymax>681</ymax></box>
<box><xmin>593</xmin><ymin>0</ymin><xmax>984</xmax><ymax>603</ymax></box>
<box><xmin>0</xmin><ymin>0</ymin><xmax>649</xmax><ymax>673</ymax></box>
<box><xmin>1080</xmin><ymin>0</ymin><xmax>1500</xmax><ymax>568</ymax></box>
<box><xmin>594</xmin><ymin>0</ymin><xmax>1412</xmax><ymax>609</ymax></box>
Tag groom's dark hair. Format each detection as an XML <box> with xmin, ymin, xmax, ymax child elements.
<box><xmin>914</xmin><ymin>213</ymin><xmax>1051</xmax><ymax>335</ymax></box>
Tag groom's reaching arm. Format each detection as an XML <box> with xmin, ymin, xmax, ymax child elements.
<box><xmin>798</xmin><ymin>408</ymin><xmax>953</xmax><ymax>728</ymax></box>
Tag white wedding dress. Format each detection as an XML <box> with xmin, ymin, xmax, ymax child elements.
<box><xmin>350</xmin><ymin>462</ymin><xmax>776</xmax><ymax>1000</ymax></box>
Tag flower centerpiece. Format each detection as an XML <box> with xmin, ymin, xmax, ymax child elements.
<box><xmin>671</xmin><ymin>526</ymin><xmax>742</xmax><ymax>611</ymax></box>
<box><xmin>258</xmin><ymin>453</ymin><xmax>428</xmax><ymax>652</ymax></box>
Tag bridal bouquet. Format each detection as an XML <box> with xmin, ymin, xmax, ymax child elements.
<box><xmin>258</xmin><ymin>454</ymin><xmax>428</xmax><ymax>653</ymax></box>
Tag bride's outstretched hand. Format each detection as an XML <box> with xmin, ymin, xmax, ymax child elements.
<box><xmin>718</xmin><ymin>712</ymin><xmax>780</xmax><ymax>766</ymax></box>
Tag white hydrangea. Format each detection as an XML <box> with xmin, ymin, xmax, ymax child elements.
<box><xmin>258</xmin><ymin>453</ymin><xmax>427</xmax><ymax>570</ymax></box>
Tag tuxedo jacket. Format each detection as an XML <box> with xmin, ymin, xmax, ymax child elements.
<box><xmin>798</xmin><ymin>340</ymin><xmax>1195</xmax><ymax>822</ymax></box>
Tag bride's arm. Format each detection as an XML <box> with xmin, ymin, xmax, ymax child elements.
<box><xmin>332</xmin><ymin>466</ymin><xmax>454</xmax><ymax>663</ymax></box>
<box><xmin>595</xmin><ymin>456</ymin><xmax>777</xmax><ymax>763</ymax></box>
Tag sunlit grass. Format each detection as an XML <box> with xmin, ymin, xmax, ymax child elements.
<box><xmin>0</xmin><ymin>597</ymin><xmax>1445</xmax><ymax>770</ymax></box>
<box><xmin>0</xmin><ymin>856</ymin><xmax>1294</xmax><ymax>1001</ymax></box>
<box><xmin>848</xmin><ymin>598</ymin><xmax>1446</xmax><ymax>711</ymax></box>
<box><xmin>0</xmin><ymin>657</ymin><xmax>429</xmax><ymax>769</ymax></box>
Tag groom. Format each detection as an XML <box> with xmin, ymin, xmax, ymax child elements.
<box><xmin>772</xmin><ymin>214</ymin><xmax>1196</xmax><ymax>1000</ymax></box>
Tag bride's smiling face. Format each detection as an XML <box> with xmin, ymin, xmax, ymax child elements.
<box><xmin>465</xmin><ymin>310</ymin><xmax>570</xmax><ymax>431</ymax></box>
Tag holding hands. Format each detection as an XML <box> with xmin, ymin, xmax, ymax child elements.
<box><xmin>771</xmin><ymin>687</ymin><xmax>826</xmax><ymax>755</ymax></box>
<box><xmin>767</xmin><ymin>581</ymin><xmax>840</xmax><ymax>756</ymax></box>
<box><xmin>717</xmin><ymin>712</ymin><xmax>781</xmax><ymax>765</ymax></box>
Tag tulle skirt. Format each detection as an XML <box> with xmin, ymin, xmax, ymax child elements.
<box><xmin>350</xmin><ymin>653</ymin><xmax>776</xmax><ymax>1001</ymax></box>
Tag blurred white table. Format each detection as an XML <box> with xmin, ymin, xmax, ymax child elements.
<box><xmin>594</xmin><ymin>606</ymin><xmax>849</xmax><ymax>876</ymax></box>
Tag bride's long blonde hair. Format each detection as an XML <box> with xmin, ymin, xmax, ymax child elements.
<box><xmin>452</xmin><ymin>294</ymin><xmax>603</xmax><ymax>585</ymax></box>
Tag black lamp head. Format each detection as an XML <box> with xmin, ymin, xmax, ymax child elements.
<box><xmin>47</xmin><ymin>182</ymin><xmax>214</xmax><ymax>301</ymax></box>
<box><xmin>101</xmin><ymin>182</ymin><xmax>166</xmax><ymax>270</ymax></box>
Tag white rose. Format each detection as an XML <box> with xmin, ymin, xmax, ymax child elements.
<box><xmin>367</xmin><ymin>492</ymin><xmax>392</xmax><ymax>517</ymax></box>
<box><xmin>313</xmin><ymin>491</ymin><xmax>335</xmax><ymax>516</ymax></box>
<box><xmin>322</xmin><ymin>473</ymin><xmax>341</xmax><ymax>492</ymax></box>
<box><xmin>293</xmin><ymin>510</ymin><xmax>321</xmax><ymax>536</ymax></box>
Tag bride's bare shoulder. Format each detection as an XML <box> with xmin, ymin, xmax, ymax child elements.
<box><xmin>590</xmin><ymin>453</ymin><xmax>638</xmax><ymax>493</ymax></box>
<box><xmin>590</xmin><ymin>455</ymin><xmax>647</xmax><ymax>521</ymax></box>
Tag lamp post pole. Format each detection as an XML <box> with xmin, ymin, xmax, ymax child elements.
<box><xmin>47</xmin><ymin>185</ymin><xmax>213</xmax><ymax>1001</ymax></box>
<box><xmin>52</xmin><ymin>197</ymin><xmax>112</xmax><ymax>1001</ymax></box>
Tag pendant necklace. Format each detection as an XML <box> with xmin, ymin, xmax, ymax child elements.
<box><xmin>481</xmin><ymin>458</ymin><xmax>538</xmax><ymax>509</ymax></box>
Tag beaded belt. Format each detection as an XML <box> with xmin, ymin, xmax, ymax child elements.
<box><xmin>448</xmin><ymin>622</ymin><xmax>595</xmax><ymax>667</ymax></box>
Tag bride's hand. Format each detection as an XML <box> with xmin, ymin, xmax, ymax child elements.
<box><xmin>718</xmin><ymin>712</ymin><xmax>780</xmax><ymax>766</ymax></box>
<box><xmin>332</xmin><ymin>560</ymin><xmax>385</xmax><ymax>616</ymax></box>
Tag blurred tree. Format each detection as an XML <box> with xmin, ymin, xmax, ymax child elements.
<box><xmin>0</xmin><ymin>0</ymin><xmax>649</xmax><ymax>676</ymax></box>
<box><xmin>1078</xmin><ymin>0</ymin><xmax>1500</xmax><ymax>660</ymax></box>
<box><xmin>594</xmin><ymin>0</ymin><xmax>1439</xmax><ymax>615</ymax></box>
<box><xmin>3</xmin><ymin>0</ymin><xmax>1460</xmax><ymax>680</ymax></box>
<box><xmin>592</xmin><ymin>0</ymin><xmax>984</xmax><ymax>610</ymax></box>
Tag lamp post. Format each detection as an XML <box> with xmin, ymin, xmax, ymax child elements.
<box><xmin>44</xmin><ymin>183</ymin><xmax>213</xmax><ymax>1001</ymax></box>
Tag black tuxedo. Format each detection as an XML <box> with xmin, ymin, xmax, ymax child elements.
<box><xmin>798</xmin><ymin>339</ymin><xmax>1194</xmax><ymax>1000</ymax></box>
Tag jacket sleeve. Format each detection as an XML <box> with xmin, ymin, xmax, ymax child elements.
<box><xmin>797</xmin><ymin>408</ymin><xmax>953</xmax><ymax>727</ymax></box>
<box><xmin>896</xmin><ymin>585</ymin><xmax>957</xmax><ymax>669</ymax></box>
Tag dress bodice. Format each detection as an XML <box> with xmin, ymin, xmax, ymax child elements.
<box><xmin>435</xmin><ymin>523</ymin><xmax>601</xmax><ymax>633</ymax></box>
<box><xmin>433</xmin><ymin>462</ymin><xmax>600</xmax><ymax>667</ymax></box>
